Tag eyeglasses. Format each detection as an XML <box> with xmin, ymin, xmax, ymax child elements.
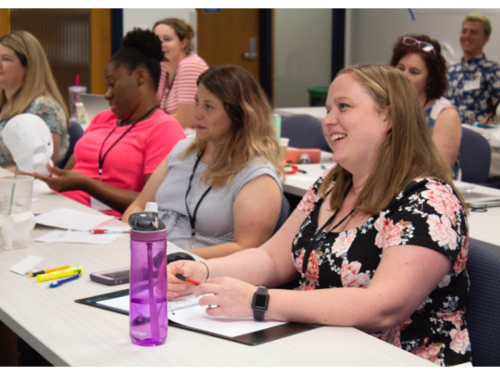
<box><xmin>402</xmin><ymin>36</ymin><xmax>437</xmax><ymax>58</ymax></box>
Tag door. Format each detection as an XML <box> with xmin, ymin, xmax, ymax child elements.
<box><xmin>196</xmin><ymin>9</ymin><xmax>260</xmax><ymax>80</ymax></box>
<box><xmin>2</xmin><ymin>9</ymin><xmax>110</xmax><ymax>103</ymax></box>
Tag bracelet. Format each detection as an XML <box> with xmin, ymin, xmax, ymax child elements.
<box><xmin>200</xmin><ymin>261</ymin><xmax>209</xmax><ymax>282</ymax></box>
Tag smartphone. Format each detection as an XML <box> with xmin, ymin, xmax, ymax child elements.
<box><xmin>90</xmin><ymin>267</ymin><xmax>130</xmax><ymax>286</ymax></box>
<box><xmin>467</xmin><ymin>200</ymin><xmax>500</xmax><ymax>209</ymax></box>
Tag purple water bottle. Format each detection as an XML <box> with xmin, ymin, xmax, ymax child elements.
<box><xmin>128</xmin><ymin>203</ymin><xmax>167</xmax><ymax>346</ymax></box>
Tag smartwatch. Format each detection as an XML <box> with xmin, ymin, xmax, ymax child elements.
<box><xmin>251</xmin><ymin>286</ymin><xmax>269</xmax><ymax>321</ymax></box>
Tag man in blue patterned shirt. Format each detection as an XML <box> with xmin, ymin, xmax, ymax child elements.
<box><xmin>446</xmin><ymin>13</ymin><xmax>500</xmax><ymax>124</ymax></box>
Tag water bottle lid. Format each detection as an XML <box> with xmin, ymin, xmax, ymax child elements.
<box><xmin>145</xmin><ymin>202</ymin><xmax>158</xmax><ymax>213</ymax></box>
<box><xmin>128</xmin><ymin>212</ymin><xmax>166</xmax><ymax>233</ymax></box>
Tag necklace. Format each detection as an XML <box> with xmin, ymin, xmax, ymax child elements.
<box><xmin>301</xmin><ymin>181</ymin><xmax>354</xmax><ymax>277</ymax></box>
<box><xmin>160</xmin><ymin>72</ymin><xmax>176</xmax><ymax>113</ymax></box>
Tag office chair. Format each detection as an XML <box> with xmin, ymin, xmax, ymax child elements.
<box><xmin>59</xmin><ymin>121</ymin><xmax>84</xmax><ymax>168</ymax></box>
<box><xmin>281</xmin><ymin>114</ymin><xmax>331</xmax><ymax>152</ymax></box>
<box><xmin>465</xmin><ymin>238</ymin><xmax>500</xmax><ymax>366</ymax></box>
<box><xmin>459</xmin><ymin>127</ymin><xmax>491</xmax><ymax>184</ymax></box>
<box><xmin>273</xmin><ymin>194</ymin><xmax>290</xmax><ymax>234</ymax></box>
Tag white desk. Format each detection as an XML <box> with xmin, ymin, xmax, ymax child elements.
<box><xmin>275</xmin><ymin>107</ymin><xmax>327</xmax><ymax>122</ymax></box>
<box><xmin>283</xmin><ymin>163</ymin><xmax>500</xmax><ymax>247</ymax></box>
<box><xmin>0</xmin><ymin>171</ymin><xmax>433</xmax><ymax>366</ymax></box>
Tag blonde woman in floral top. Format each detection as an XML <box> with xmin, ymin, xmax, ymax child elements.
<box><xmin>165</xmin><ymin>65</ymin><xmax>471</xmax><ymax>366</ymax></box>
<box><xmin>0</xmin><ymin>31</ymin><xmax>69</xmax><ymax>168</ymax></box>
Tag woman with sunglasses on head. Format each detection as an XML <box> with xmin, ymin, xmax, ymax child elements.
<box><xmin>391</xmin><ymin>35</ymin><xmax>462</xmax><ymax>179</ymax></box>
<box><xmin>153</xmin><ymin>18</ymin><xmax>209</xmax><ymax>129</ymax></box>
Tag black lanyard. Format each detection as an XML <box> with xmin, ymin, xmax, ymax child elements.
<box><xmin>185</xmin><ymin>150</ymin><xmax>212</xmax><ymax>249</ymax></box>
<box><xmin>301</xmin><ymin>181</ymin><xmax>354</xmax><ymax>276</ymax></box>
<box><xmin>98</xmin><ymin>106</ymin><xmax>157</xmax><ymax>181</ymax></box>
<box><xmin>160</xmin><ymin>73</ymin><xmax>176</xmax><ymax>113</ymax></box>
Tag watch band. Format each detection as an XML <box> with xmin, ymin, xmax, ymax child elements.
<box><xmin>252</xmin><ymin>286</ymin><xmax>269</xmax><ymax>321</ymax></box>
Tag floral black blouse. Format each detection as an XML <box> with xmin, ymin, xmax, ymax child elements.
<box><xmin>292</xmin><ymin>172</ymin><xmax>472</xmax><ymax>366</ymax></box>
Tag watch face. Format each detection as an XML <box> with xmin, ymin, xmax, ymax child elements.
<box><xmin>255</xmin><ymin>294</ymin><xmax>267</xmax><ymax>308</ymax></box>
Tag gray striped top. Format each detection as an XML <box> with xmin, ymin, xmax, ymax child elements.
<box><xmin>156</xmin><ymin>139</ymin><xmax>282</xmax><ymax>249</ymax></box>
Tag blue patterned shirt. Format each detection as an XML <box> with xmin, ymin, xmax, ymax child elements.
<box><xmin>446</xmin><ymin>53</ymin><xmax>500</xmax><ymax>124</ymax></box>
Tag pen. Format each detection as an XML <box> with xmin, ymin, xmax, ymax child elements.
<box><xmin>175</xmin><ymin>274</ymin><xmax>200</xmax><ymax>285</ymax></box>
<box><xmin>28</xmin><ymin>265</ymin><xmax>71</xmax><ymax>277</ymax></box>
<box><xmin>36</xmin><ymin>266</ymin><xmax>84</xmax><ymax>282</ymax></box>
<box><xmin>49</xmin><ymin>274</ymin><xmax>80</xmax><ymax>288</ymax></box>
<box><xmin>89</xmin><ymin>229</ymin><xmax>130</xmax><ymax>234</ymax></box>
<box><xmin>297</xmin><ymin>169</ymin><xmax>307</xmax><ymax>174</ymax></box>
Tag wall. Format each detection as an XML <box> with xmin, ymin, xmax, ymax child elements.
<box><xmin>123</xmin><ymin>9</ymin><xmax>197</xmax><ymax>51</ymax></box>
<box><xmin>347</xmin><ymin>9</ymin><xmax>500</xmax><ymax>67</ymax></box>
<box><xmin>273</xmin><ymin>9</ymin><xmax>332</xmax><ymax>108</ymax></box>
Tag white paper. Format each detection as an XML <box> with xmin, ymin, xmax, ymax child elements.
<box><xmin>97</xmin><ymin>293</ymin><xmax>287</xmax><ymax>338</ymax></box>
<box><xmin>90</xmin><ymin>196</ymin><xmax>112</xmax><ymax>211</ymax></box>
<box><xmin>34</xmin><ymin>208</ymin><xmax>113</xmax><ymax>231</ymax></box>
<box><xmin>168</xmin><ymin>304</ymin><xmax>287</xmax><ymax>338</ymax></box>
<box><xmin>288</xmin><ymin>174</ymin><xmax>317</xmax><ymax>182</ymax></box>
<box><xmin>10</xmin><ymin>255</ymin><xmax>43</xmax><ymax>276</ymax></box>
<box><xmin>97</xmin><ymin>295</ymin><xmax>129</xmax><ymax>313</ymax></box>
<box><xmin>35</xmin><ymin>230</ymin><xmax>125</xmax><ymax>245</ymax></box>
<box><xmin>32</xmin><ymin>179</ymin><xmax>53</xmax><ymax>195</ymax></box>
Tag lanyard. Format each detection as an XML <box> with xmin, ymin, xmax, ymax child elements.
<box><xmin>98</xmin><ymin>106</ymin><xmax>157</xmax><ymax>181</ymax></box>
<box><xmin>301</xmin><ymin>181</ymin><xmax>354</xmax><ymax>276</ymax></box>
<box><xmin>185</xmin><ymin>150</ymin><xmax>212</xmax><ymax>249</ymax></box>
<box><xmin>160</xmin><ymin>73</ymin><xmax>176</xmax><ymax>113</ymax></box>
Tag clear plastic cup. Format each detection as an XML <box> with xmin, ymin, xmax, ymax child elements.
<box><xmin>0</xmin><ymin>176</ymin><xmax>33</xmax><ymax>215</ymax></box>
<box><xmin>0</xmin><ymin>176</ymin><xmax>35</xmax><ymax>250</ymax></box>
<box><xmin>280</xmin><ymin>138</ymin><xmax>289</xmax><ymax>161</ymax></box>
<box><xmin>68</xmin><ymin>86</ymin><xmax>87</xmax><ymax>120</ymax></box>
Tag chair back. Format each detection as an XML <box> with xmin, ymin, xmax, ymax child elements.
<box><xmin>459</xmin><ymin>127</ymin><xmax>491</xmax><ymax>183</ymax></box>
<box><xmin>281</xmin><ymin>114</ymin><xmax>331</xmax><ymax>152</ymax></box>
<box><xmin>465</xmin><ymin>238</ymin><xmax>500</xmax><ymax>366</ymax></box>
<box><xmin>273</xmin><ymin>194</ymin><xmax>290</xmax><ymax>234</ymax></box>
<box><xmin>59</xmin><ymin>121</ymin><xmax>84</xmax><ymax>168</ymax></box>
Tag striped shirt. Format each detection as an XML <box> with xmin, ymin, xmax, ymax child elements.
<box><xmin>156</xmin><ymin>139</ymin><xmax>282</xmax><ymax>249</ymax></box>
<box><xmin>156</xmin><ymin>54</ymin><xmax>209</xmax><ymax>115</ymax></box>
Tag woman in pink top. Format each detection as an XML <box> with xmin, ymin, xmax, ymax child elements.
<box><xmin>154</xmin><ymin>18</ymin><xmax>209</xmax><ymax>129</ymax></box>
<box><xmin>34</xmin><ymin>30</ymin><xmax>185</xmax><ymax>216</ymax></box>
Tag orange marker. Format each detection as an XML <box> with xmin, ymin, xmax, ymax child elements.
<box><xmin>28</xmin><ymin>265</ymin><xmax>71</xmax><ymax>277</ymax></box>
<box><xmin>175</xmin><ymin>274</ymin><xmax>201</xmax><ymax>285</ymax></box>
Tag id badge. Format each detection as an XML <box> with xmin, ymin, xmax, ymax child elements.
<box><xmin>91</xmin><ymin>196</ymin><xmax>112</xmax><ymax>211</ymax></box>
<box><xmin>463</xmin><ymin>79</ymin><xmax>480</xmax><ymax>91</ymax></box>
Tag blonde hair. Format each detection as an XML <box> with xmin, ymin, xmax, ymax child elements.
<box><xmin>464</xmin><ymin>13</ymin><xmax>492</xmax><ymax>36</ymax></box>
<box><xmin>319</xmin><ymin>64</ymin><xmax>467</xmax><ymax>215</ymax></box>
<box><xmin>0</xmin><ymin>31</ymin><xmax>69</xmax><ymax>122</ymax></box>
<box><xmin>153</xmin><ymin>18</ymin><xmax>195</xmax><ymax>55</ymax></box>
<box><xmin>182</xmin><ymin>64</ymin><xmax>284</xmax><ymax>189</ymax></box>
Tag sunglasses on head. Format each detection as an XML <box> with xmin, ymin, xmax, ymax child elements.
<box><xmin>402</xmin><ymin>36</ymin><xmax>437</xmax><ymax>58</ymax></box>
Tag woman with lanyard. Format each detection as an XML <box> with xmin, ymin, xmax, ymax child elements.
<box><xmin>123</xmin><ymin>65</ymin><xmax>284</xmax><ymax>259</ymax></box>
<box><xmin>153</xmin><ymin>18</ymin><xmax>209</xmax><ymax>129</ymax></box>
<box><xmin>390</xmin><ymin>34</ymin><xmax>462</xmax><ymax>179</ymax></box>
<box><xmin>166</xmin><ymin>65</ymin><xmax>472</xmax><ymax>366</ymax></box>
<box><xmin>34</xmin><ymin>30</ymin><xmax>185</xmax><ymax>216</ymax></box>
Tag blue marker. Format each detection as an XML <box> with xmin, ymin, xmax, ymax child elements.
<box><xmin>49</xmin><ymin>274</ymin><xmax>81</xmax><ymax>288</ymax></box>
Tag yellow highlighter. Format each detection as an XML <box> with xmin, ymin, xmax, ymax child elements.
<box><xmin>36</xmin><ymin>266</ymin><xmax>84</xmax><ymax>282</ymax></box>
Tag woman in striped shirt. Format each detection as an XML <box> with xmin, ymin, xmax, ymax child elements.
<box><xmin>153</xmin><ymin>18</ymin><xmax>209</xmax><ymax>129</ymax></box>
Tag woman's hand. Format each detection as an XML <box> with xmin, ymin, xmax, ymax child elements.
<box><xmin>167</xmin><ymin>260</ymin><xmax>208</xmax><ymax>300</ymax></box>
<box><xmin>33</xmin><ymin>164</ymin><xmax>89</xmax><ymax>192</ymax></box>
<box><xmin>194</xmin><ymin>277</ymin><xmax>257</xmax><ymax>319</ymax></box>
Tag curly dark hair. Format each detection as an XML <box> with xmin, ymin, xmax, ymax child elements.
<box><xmin>110</xmin><ymin>29</ymin><xmax>164</xmax><ymax>90</ymax></box>
<box><xmin>389</xmin><ymin>34</ymin><xmax>447</xmax><ymax>101</ymax></box>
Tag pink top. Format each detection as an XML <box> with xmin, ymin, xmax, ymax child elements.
<box><xmin>62</xmin><ymin>109</ymin><xmax>185</xmax><ymax>215</ymax></box>
<box><xmin>156</xmin><ymin>54</ymin><xmax>209</xmax><ymax>114</ymax></box>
